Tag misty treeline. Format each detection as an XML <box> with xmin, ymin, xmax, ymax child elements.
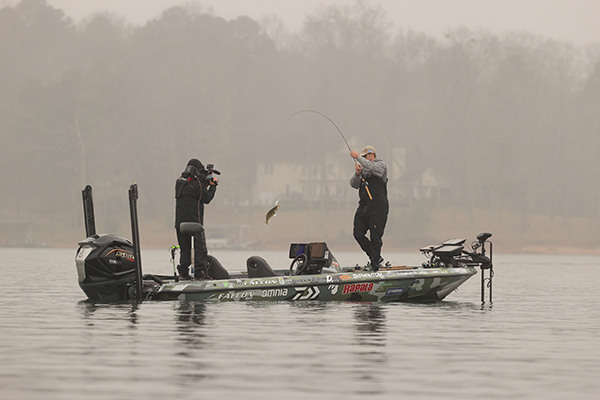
<box><xmin>1</xmin><ymin>0</ymin><xmax>600</xmax><ymax>245</ymax></box>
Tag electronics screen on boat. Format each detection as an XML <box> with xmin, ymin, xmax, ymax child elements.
<box><xmin>289</xmin><ymin>242</ymin><xmax>328</xmax><ymax>259</ymax></box>
<box><xmin>309</xmin><ymin>242</ymin><xmax>327</xmax><ymax>258</ymax></box>
<box><xmin>289</xmin><ymin>243</ymin><xmax>307</xmax><ymax>258</ymax></box>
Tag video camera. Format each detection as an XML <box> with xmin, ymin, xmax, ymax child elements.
<box><xmin>182</xmin><ymin>163</ymin><xmax>221</xmax><ymax>185</ymax></box>
<box><xmin>198</xmin><ymin>163</ymin><xmax>220</xmax><ymax>185</ymax></box>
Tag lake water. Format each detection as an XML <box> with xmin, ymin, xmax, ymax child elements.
<box><xmin>1</xmin><ymin>247</ymin><xmax>599</xmax><ymax>399</ymax></box>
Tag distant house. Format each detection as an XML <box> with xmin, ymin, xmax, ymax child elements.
<box><xmin>415</xmin><ymin>168</ymin><xmax>452</xmax><ymax>203</ymax></box>
<box><xmin>255</xmin><ymin>161</ymin><xmax>303</xmax><ymax>206</ymax></box>
<box><xmin>0</xmin><ymin>219</ymin><xmax>34</xmax><ymax>246</ymax></box>
<box><xmin>255</xmin><ymin>158</ymin><xmax>356</xmax><ymax>205</ymax></box>
<box><xmin>255</xmin><ymin>147</ymin><xmax>356</xmax><ymax>205</ymax></box>
<box><xmin>254</xmin><ymin>138</ymin><xmax>411</xmax><ymax>206</ymax></box>
<box><xmin>396</xmin><ymin>167</ymin><xmax>451</xmax><ymax>205</ymax></box>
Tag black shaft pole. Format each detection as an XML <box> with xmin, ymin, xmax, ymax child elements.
<box><xmin>481</xmin><ymin>264</ymin><xmax>485</xmax><ymax>304</ymax></box>
<box><xmin>479</xmin><ymin>241</ymin><xmax>493</xmax><ymax>305</ymax></box>
<box><xmin>488</xmin><ymin>242</ymin><xmax>493</xmax><ymax>304</ymax></box>
<box><xmin>481</xmin><ymin>241</ymin><xmax>486</xmax><ymax>304</ymax></box>
<box><xmin>128</xmin><ymin>184</ymin><xmax>143</xmax><ymax>302</ymax></box>
<box><xmin>82</xmin><ymin>185</ymin><xmax>96</xmax><ymax>237</ymax></box>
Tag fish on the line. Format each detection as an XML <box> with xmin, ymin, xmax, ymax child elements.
<box><xmin>265</xmin><ymin>201</ymin><xmax>280</xmax><ymax>226</ymax></box>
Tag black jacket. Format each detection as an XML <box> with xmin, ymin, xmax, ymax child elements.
<box><xmin>349</xmin><ymin>158</ymin><xmax>389</xmax><ymax>217</ymax></box>
<box><xmin>175</xmin><ymin>177</ymin><xmax>217</xmax><ymax>228</ymax></box>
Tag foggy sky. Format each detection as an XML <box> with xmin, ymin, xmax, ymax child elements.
<box><xmin>42</xmin><ymin>0</ymin><xmax>600</xmax><ymax>46</ymax></box>
<box><xmin>2</xmin><ymin>0</ymin><xmax>600</xmax><ymax>252</ymax></box>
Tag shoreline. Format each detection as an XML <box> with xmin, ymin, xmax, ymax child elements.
<box><xmin>4</xmin><ymin>207</ymin><xmax>600</xmax><ymax>256</ymax></box>
<box><xmin>8</xmin><ymin>240</ymin><xmax>600</xmax><ymax>256</ymax></box>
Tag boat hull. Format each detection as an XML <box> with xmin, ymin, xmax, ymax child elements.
<box><xmin>77</xmin><ymin>184</ymin><xmax>493</xmax><ymax>303</ymax></box>
<box><xmin>154</xmin><ymin>266</ymin><xmax>477</xmax><ymax>303</ymax></box>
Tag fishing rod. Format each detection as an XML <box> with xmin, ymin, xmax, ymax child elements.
<box><xmin>291</xmin><ymin>109</ymin><xmax>372</xmax><ymax>200</ymax></box>
<box><xmin>170</xmin><ymin>245</ymin><xmax>180</xmax><ymax>281</ymax></box>
<box><xmin>291</xmin><ymin>110</ymin><xmax>352</xmax><ymax>152</ymax></box>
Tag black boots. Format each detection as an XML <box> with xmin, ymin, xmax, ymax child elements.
<box><xmin>177</xmin><ymin>265</ymin><xmax>210</xmax><ymax>280</ymax></box>
<box><xmin>177</xmin><ymin>265</ymin><xmax>191</xmax><ymax>279</ymax></box>
<box><xmin>194</xmin><ymin>269</ymin><xmax>208</xmax><ymax>280</ymax></box>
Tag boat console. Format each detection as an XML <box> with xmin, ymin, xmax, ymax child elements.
<box><xmin>288</xmin><ymin>242</ymin><xmax>341</xmax><ymax>275</ymax></box>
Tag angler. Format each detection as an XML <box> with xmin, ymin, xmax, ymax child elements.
<box><xmin>350</xmin><ymin>146</ymin><xmax>389</xmax><ymax>272</ymax></box>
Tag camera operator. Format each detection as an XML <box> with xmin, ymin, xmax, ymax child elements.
<box><xmin>174</xmin><ymin>158</ymin><xmax>219</xmax><ymax>279</ymax></box>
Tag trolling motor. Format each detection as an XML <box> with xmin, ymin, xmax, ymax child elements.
<box><xmin>419</xmin><ymin>238</ymin><xmax>467</xmax><ymax>268</ymax></box>
<box><xmin>420</xmin><ymin>232</ymin><xmax>494</xmax><ymax>305</ymax></box>
<box><xmin>469</xmin><ymin>232</ymin><xmax>494</xmax><ymax>305</ymax></box>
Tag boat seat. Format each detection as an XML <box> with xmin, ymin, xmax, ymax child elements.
<box><xmin>206</xmin><ymin>255</ymin><xmax>230</xmax><ymax>280</ymax></box>
<box><xmin>179</xmin><ymin>222</ymin><xmax>204</xmax><ymax>235</ymax></box>
<box><xmin>247</xmin><ymin>256</ymin><xmax>277</xmax><ymax>278</ymax></box>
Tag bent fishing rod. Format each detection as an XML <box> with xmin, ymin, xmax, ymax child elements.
<box><xmin>291</xmin><ymin>110</ymin><xmax>352</xmax><ymax>152</ymax></box>
<box><xmin>291</xmin><ymin>109</ymin><xmax>372</xmax><ymax>200</ymax></box>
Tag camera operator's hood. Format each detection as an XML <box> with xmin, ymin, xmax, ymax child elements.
<box><xmin>187</xmin><ymin>158</ymin><xmax>204</xmax><ymax>171</ymax></box>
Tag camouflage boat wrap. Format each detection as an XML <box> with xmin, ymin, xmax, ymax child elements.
<box><xmin>154</xmin><ymin>266</ymin><xmax>477</xmax><ymax>303</ymax></box>
<box><xmin>77</xmin><ymin>184</ymin><xmax>493</xmax><ymax>303</ymax></box>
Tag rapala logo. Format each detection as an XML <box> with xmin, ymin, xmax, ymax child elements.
<box><xmin>342</xmin><ymin>282</ymin><xmax>374</xmax><ymax>295</ymax></box>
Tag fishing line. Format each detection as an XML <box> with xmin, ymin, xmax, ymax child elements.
<box><xmin>291</xmin><ymin>110</ymin><xmax>352</xmax><ymax>152</ymax></box>
<box><xmin>291</xmin><ymin>109</ymin><xmax>371</xmax><ymax>199</ymax></box>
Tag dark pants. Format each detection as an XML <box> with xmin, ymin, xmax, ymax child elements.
<box><xmin>353</xmin><ymin>210</ymin><xmax>387</xmax><ymax>267</ymax></box>
<box><xmin>176</xmin><ymin>228</ymin><xmax>208</xmax><ymax>276</ymax></box>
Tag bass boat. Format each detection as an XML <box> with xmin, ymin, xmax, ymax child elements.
<box><xmin>76</xmin><ymin>184</ymin><xmax>494</xmax><ymax>304</ymax></box>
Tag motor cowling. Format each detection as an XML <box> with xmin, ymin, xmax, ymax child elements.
<box><xmin>76</xmin><ymin>234</ymin><xmax>136</xmax><ymax>301</ymax></box>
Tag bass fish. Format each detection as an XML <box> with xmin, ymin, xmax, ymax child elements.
<box><xmin>265</xmin><ymin>201</ymin><xmax>280</xmax><ymax>226</ymax></box>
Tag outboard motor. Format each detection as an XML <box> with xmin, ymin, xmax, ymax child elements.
<box><xmin>77</xmin><ymin>184</ymin><xmax>164</xmax><ymax>302</ymax></box>
<box><xmin>76</xmin><ymin>234</ymin><xmax>137</xmax><ymax>301</ymax></box>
